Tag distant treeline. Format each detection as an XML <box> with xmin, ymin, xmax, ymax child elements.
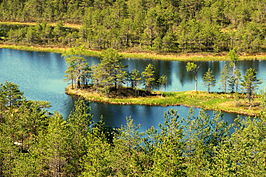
<box><xmin>0</xmin><ymin>0</ymin><xmax>265</xmax><ymax>53</ymax></box>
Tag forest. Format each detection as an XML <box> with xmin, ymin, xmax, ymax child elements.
<box><xmin>0</xmin><ymin>0</ymin><xmax>265</xmax><ymax>53</ymax></box>
<box><xmin>0</xmin><ymin>81</ymin><xmax>265</xmax><ymax>176</ymax></box>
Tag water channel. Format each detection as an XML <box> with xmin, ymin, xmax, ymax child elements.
<box><xmin>1</xmin><ymin>49</ymin><xmax>263</xmax><ymax>130</ymax></box>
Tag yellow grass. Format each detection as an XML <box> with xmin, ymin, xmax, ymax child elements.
<box><xmin>1</xmin><ymin>44</ymin><xmax>266</xmax><ymax>61</ymax></box>
<box><xmin>66</xmin><ymin>87</ymin><xmax>264</xmax><ymax>116</ymax></box>
<box><xmin>0</xmin><ymin>21</ymin><xmax>81</xmax><ymax>29</ymax></box>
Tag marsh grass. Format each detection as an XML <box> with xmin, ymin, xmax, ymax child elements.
<box><xmin>1</xmin><ymin>44</ymin><xmax>265</xmax><ymax>61</ymax></box>
<box><xmin>66</xmin><ymin>87</ymin><xmax>264</xmax><ymax>116</ymax></box>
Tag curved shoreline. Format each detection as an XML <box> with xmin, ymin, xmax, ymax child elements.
<box><xmin>66</xmin><ymin>87</ymin><xmax>262</xmax><ymax>117</ymax></box>
<box><xmin>1</xmin><ymin>44</ymin><xmax>266</xmax><ymax>61</ymax></box>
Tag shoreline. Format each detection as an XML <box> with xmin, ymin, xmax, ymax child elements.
<box><xmin>0</xmin><ymin>21</ymin><xmax>81</xmax><ymax>29</ymax></box>
<box><xmin>1</xmin><ymin>44</ymin><xmax>266</xmax><ymax>61</ymax></box>
<box><xmin>66</xmin><ymin>87</ymin><xmax>262</xmax><ymax>117</ymax></box>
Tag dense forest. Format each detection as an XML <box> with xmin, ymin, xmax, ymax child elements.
<box><xmin>0</xmin><ymin>0</ymin><xmax>265</xmax><ymax>53</ymax></box>
<box><xmin>0</xmin><ymin>81</ymin><xmax>265</xmax><ymax>176</ymax></box>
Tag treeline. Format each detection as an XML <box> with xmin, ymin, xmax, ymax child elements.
<box><xmin>0</xmin><ymin>0</ymin><xmax>265</xmax><ymax>53</ymax></box>
<box><xmin>188</xmin><ymin>50</ymin><xmax>262</xmax><ymax>103</ymax></box>
<box><xmin>1</xmin><ymin>23</ymin><xmax>79</xmax><ymax>45</ymax></box>
<box><xmin>0</xmin><ymin>81</ymin><xmax>265</xmax><ymax>176</ymax></box>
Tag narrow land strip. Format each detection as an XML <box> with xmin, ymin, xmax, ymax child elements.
<box><xmin>0</xmin><ymin>21</ymin><xmax>81</xmax><ymax>29</ymax></box>
<box><xmin>1</xmin><ymin>44</ymin><xmax>266</xmax><ymax>61</ymax></box>
<box><xmin>66</xmin><ymin>87</ymin><xmax>263</xmax><ymax>117</ymax></box>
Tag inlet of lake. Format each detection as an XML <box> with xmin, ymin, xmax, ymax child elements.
<box><xmin>1</xmin><ymin>49</ymin><xmax>264</xmax><ymax>131</ymax></box>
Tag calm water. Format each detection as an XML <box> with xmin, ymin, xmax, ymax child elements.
<box><xmin>1</xmin><ymin>49</ymin><xmax>261</xmax><ymax>129</ymax></box>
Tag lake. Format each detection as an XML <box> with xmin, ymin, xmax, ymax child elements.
<box><xmin>1</xmin><ymin>49</ymin><xmax>261</xmax><ymax>130</ymax></box>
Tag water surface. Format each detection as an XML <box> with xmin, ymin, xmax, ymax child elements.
<box><xmin>0</xmin><ymin>49</ymin><xmax>260</xmax><ymax>129</ymax></box>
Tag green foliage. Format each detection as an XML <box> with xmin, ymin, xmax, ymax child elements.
<box><xmin>129</xmin><ymin>69</ymin><xmax>142</xmax><ymax>89</ymax></box>
<box><xmin>228</xmin><ymin>49</ymin><xmax>239</xmax><ymax>63</ymax></box>
<box><xmin>66</xmin><ymin>99</ymin><xmax>93</xmax><ymax>176</ymax></box>
<box><xmin>0</xmin><ymin>81</ymin><xmax>24</xmax><ymax>107</ymax></box>
<box><xmin>241</xmin><ymin>68</ymin><xmax>262</xmax><ymax>103</ymax></box>
<box><xmin>142</xmin><ymin>64</ymin><xmax>156</xmax><ymax>91</ymax></box>
<box><xmin>158</xmin><ymin>74</ymin><xmax>167</xmax><ymax>91</ymax></box>
<box><xmin>64</xmin><ymin>47</ymin><xmax>91</xmax><ymax>89</ymax></box>
<box><xmin>186</xmin><ymin>62</ymin><xmax>199</xmax><ymax>91</ymax></box>
<box><xmin>0</xmin><ymin>0</ymin><xmax>265</xmax><ymax>53</ymax></box>
<box><xmin>92</xmin><ymin>48</ymin><xmax>126</xmax><ymax>94</ymax></box>
<box><xmin>220</xmin><ymin>63</ymin><xmax>230</xmax><ymax>92</ymax></box>
<box><xmin>203</xmin><ymin>68</ymin><xmax>216</xmax><ymax>93</ymax></box>
<box><xmin>1</xmin><ymin>81</ymin><xmax>265</xmax><ymax>176</ymax></box>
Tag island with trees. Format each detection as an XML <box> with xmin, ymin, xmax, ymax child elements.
<box><xmin>65</xmin><ymin>47</ymin><xmax>265</xmax><ymax>116</ymax></box>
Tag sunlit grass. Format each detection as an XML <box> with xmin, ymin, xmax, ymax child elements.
<box><xmin>66</xmin><ymin>87</ymin><xmax>264</xmax><ymax>116</ymax></box>
<box><xmin>0</xmin><ymin>21</ymin><xmax>81</xmax><ymax>29</ymax></box>
<box><xmin>1</xmin><ymin>44</ymin><xmax>266</xmax><ymax>61</ymax></box>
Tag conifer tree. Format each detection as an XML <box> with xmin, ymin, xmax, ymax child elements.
<box><xmin>220</xmin><ymin>63</ymin><xmax>230</xmax><ymax>93</ymax></box>
<box><xmin>186</xmin><ymin>62</ymin><xmax>199</xmax><ymax>91</ymax></box>
<box><xmin>142</xmin><ymin>64</ymin><xmax>156</xmax><ymax>91</ymax></box>
<box><xmin>203</xmin><ymin>68</ymin><xmax>216</xmax><ymax>93</ymax></box>
<box><xmin>158</xmin><ymin>74</ymin><xmax>168</xmax><ymax>91</ymax></box>
<box><xmin>34</xmin><ymin>113</ymin><xmax>70</xmax><ymax>177</ymax></box>
<box><xmin>241</xmin><ymin>68</ymin><xmax>261</xmax><ymax>103</ymax></box>
<box><xmin>130</xmin><ymin>69</ymin><xmax>142</xmax><ymax>90</ymax></box>
<box><xmin>66</xmin><ymin>99</ymin><xmax>93</xmax><ymax>176</ymax></box>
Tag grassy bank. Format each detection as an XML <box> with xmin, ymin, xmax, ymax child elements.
<box><xmin>0</xmin><ymin>44</ymin><xmax>266</xmax><ymax>61</ymax></box>
<box><xmin>1</xmin><ymin>44</ymin><xmax>266</xmax><ymax>61</ymax></box>
<box><xmin>66</xmin><ymin>87</ymin><xmax>264</xmax><ymax>116</ymax></box>
<box><xmin>0</xmin><ymin>21</ymin><xmax>81</xmax><ymax>29</ymax></box>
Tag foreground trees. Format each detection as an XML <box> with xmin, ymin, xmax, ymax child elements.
<box><xmin>0</xmin><ymin>83</ymin><xmax>266</xmax><ymax>177</ymax></box>
<box><xmin>0</xmin><ymin>82</ymin><xmax>265</xmax><ymax>176</ymax></box>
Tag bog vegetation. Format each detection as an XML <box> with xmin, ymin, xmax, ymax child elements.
<box><xmin>0</xmin><ymin>0</ymin><xmax>265</xmax><ymax>53</ymax></box>
<box><xmin>0</xmin><ymin>81</ymin><xmax>265</xmax><ymax>176</ymax></box>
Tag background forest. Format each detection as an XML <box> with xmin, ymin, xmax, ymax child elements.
<box><xmin>0</xmin><ymin>0</ymin><xmax>265</xmax><ymax>53</ymax></box>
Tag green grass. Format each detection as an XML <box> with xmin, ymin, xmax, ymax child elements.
<box><xmin>66</xmin><ymin>88</ymin><xmax>264</xmax><ymax>116</ymax></box>
<box><xmin>1</xmin><ymin>44</ymin><xmax>266</xmax><ymax>61</ymax></box>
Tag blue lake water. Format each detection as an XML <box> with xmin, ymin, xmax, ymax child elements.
<box><xmin>0</xmin><ymin>49</ymin><xmax>261</xmax><ymax>130</ymax></box>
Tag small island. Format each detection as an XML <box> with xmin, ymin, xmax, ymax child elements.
<box><xmin>64</xmin><ymin>48</ymin><xmax>265</xmax><ymax>117</ymax></box>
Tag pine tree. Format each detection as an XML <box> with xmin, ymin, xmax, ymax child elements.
<box><xmin>92</xmin><ymin>48</ymin><xmax>126</xmax><ymax>94</ymax></box>
<box><xmin>151</xmin><ymin>109</ymin><xmax>185</xmax><ymax>176</ymax></box>
<box><xmin>130</xmin><ymin>69</ymin><xmax>142</xmax><ymax>90</ymax></box>
<box><xmin>241</xmin><ymin>68</ymin><xmax>261</xmax><ymax>103</ymax></box>
<box><xmin>34</xmin><ymin>113</ymin><xmax>70</xmax><ymax>177</ymax></box>
<box><xmin>66</xmin><ymin>99</ymin><xmax>93</xmax><ymax>176</ymax></box>
<box><xmin>186</xmin><ymin>62</ymin><xmax>199</xmax><ymax>91</ymax></box>
<box><xmin>203</xmin><ymin>68</ymin><xmax>216</xmax><ymax>93</ymax></box>
<box><xmin>158</xmin><ymin>74</ymin><xmax>167</xmax><ymax>91</ymax></box>
<box><xmin>142</xmin><ymin>64</ymin><xmax>156</xmax><ymax>91</ymax></box>
<box><xmin>0</xmin><ymin>81</ymin><xmax>24</xmax><ymax>107</ymax></box>
<box><xmin>220</xmin><ymin>63</ymin><xmax>230</xmax><ymax>93</ymax></box>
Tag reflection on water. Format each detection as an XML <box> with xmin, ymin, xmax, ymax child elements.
<box><xmin>0</xmin><ymin>49</ymin><xmax>261</xmax><ymax>129</ymax></box>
